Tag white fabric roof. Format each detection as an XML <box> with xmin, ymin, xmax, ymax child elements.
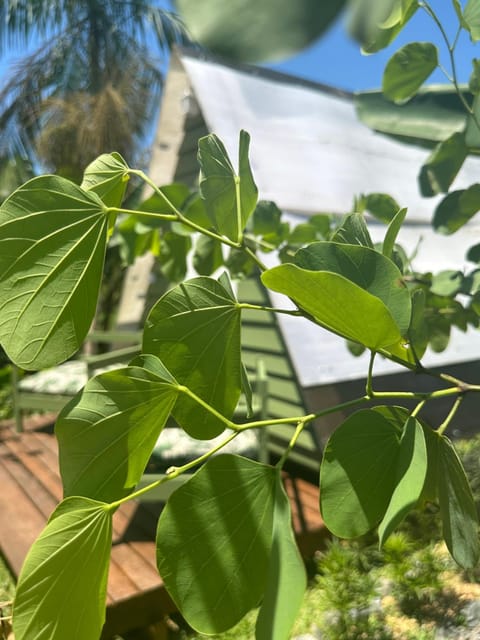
<box><xmin>179</xmin><ymin>52</ymin><xmax>480</xmax><ymax>387</ymax></box>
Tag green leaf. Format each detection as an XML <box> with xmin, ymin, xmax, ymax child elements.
<box><xmin>156</xmin><ymin>454</ymin><xmax>276</xmax><ymax>634</ymax></box>
<box><xmin>13</xmin><ymin>497</ymin><xmax>112</xmax><ymax>640</ymax></box>
<box><xmin>320</xmin><ymin>409</ymin><xmax>401</xmax><ymax>537</ymax></box>
<box><xmin>355</xmin><ymin>86</ymin><xmax>469</xmax><ymax>145</ymax></box>
<box><xmin>383</xmin><ymin>42</ymin><xmax>438</xmax><ymax>103</ymax></box>
<box><xmin>158</xmin><ymin>231</ymin><xmax>191</xmax><ymax>283</ymax></box>
<box><xmin>360</xmin><ymin>193</ymin><xmax>401</xmax><ymax>224</ymax></box>
<box><xmin>81</xmin><ymin>152</ymin><xmax>130</xmax><ymax>208</ymax></box>
<box><xmin>438</xmin><ymin>436</ymin><xmax>480</xmax><ymax>568</ymax></box>
<box><xmin>143</xmin><ymin>277</ymin><xmax>242</xmax><ymax>438</ymax></box>
<box><xmin>348</xmin><ymin>0</ymin><xmax>418</xmax><ymax>53</ymax></box>
<box><xmin>465</xmin><ymin>94</ymin><xmax>480</xmax><ymax>148</ymax></box>
<box><xmin>193</xmin><ymin>234</ymin><xmax>224</xmax><ymax>275</ymax></box>
<box><xmin>430</xmin><ymin>270</ymin><xmax>464</xmax><ymax>296</ymax></box>
<box><xmin>465</xmin><ymin>0</ymin><xmax>480</xmax><ymax>40</ymax></box>
<box><xmin>433</xmin><ymin>184</ymin><xmax>480</xmax><ymax>234</ymax></box>
<box><xmin>288</xmin><ymin>223</ymin><xmax>318</xmax><ymax>246</ymax></box>
<box><xmin>252</xmin><ymin>201</ymin><xmax>283</xmax><ymax>236</ymax></box>
<box><xmin>331</xmin><ymin>212</ymin><xmax>374</xmax><ymax>247</ymax></box>
<box><xmin>294</xmin><ymin>242</ymin><xmax>411</xmax><ymax>335</ymax></box>
<box><xmin>262</xmin><ymin>263</ymin><xmax>403</xmax><ymax>350</ymax></box>
<box><xmin>198</xmin><ymin>131</ymin><xmax>258</xmax><ymax>242</ymax></box>
<box><xmin>469</xmin><ymin>59</ymin><xmax>480</xmax><ymax>94</ymax></box>
<box><xmin>0</xmin><ymin>175</ymin><xmax>108</xmax><ymax>370</ymax></box>
<box><xmin>256</xmin><ymin>472</ymin><xmax>306</xmax><ymax>640</ymax></box>
<box><xmin>383</xmin><ymin>207</ymin><xmax>407</xmax><ymax>259</ymax></box>
<box><xmin>56</xmin><ymin>360</ymin><xmax>179</xmax><ymax>503</ymax></box>
<box><xmin>378</xmin><ymin>417</ymin><xmax>427</xmax><ymax>546</ymax></box>
<box><xmin>419</xmin><ymin>132</ymin><xmax>468</xmax><ymax>197</ymax></box>
<box><xmin>408</xmin><ymin>289</ymin><xmax>428</xmax><ymax>360</ymax></box>
<box><xmin>174</xmin><ymin>0</ymin><xmax>345</xmax><ymax>63</ymax></box>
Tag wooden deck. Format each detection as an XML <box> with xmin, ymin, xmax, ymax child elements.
<box><xmin>0</xmin><ymin>415</ymin><xmax>328</xmax><ymax>638</ymax></box>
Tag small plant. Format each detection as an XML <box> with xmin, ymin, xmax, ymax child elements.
<box><xmin>383</xmin><ymin>534</ymin><xmax>454</xmax><ymax>624</ymax></box>
<box><xmin>315</xmin><ymin>540</ymin><xmax>392</xmax><ymax>640</ymax></box>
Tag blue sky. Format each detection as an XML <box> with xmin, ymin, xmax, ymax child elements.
<box><xmin>271</xmin><ymin>2</ymin><xmax>477</xmax><ymax>92</ymax></box>
<box><xmin>0</xmin><ymin>3</ymin><xmax>477</xmax><ymax>96</ymax></box>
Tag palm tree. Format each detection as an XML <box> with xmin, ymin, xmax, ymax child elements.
<box><xmin>0</xmin><ymin>1</ymin><xmax>188</xmax><ymax>182</ymax></box>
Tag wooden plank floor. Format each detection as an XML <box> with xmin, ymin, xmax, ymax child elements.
<box><xmin>0</xmin><ymin>415</ymin><xmax>328</xmax><ymax>638</ymax></box>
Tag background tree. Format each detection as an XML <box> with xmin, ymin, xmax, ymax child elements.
<box><xmin>0</xmin><ymin>1</ymin><xmax>188</xmax><ymax>183</ymax></box>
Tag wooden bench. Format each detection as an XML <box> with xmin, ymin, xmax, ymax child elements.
<box><xmin>0</xmin><ymin>415</ymin><xmax>328</xmax><ymax>638</ymax></box>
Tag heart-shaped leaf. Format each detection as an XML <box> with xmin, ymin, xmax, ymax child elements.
<box><xmin>320</xmin><ymin>409</ymin><xmax>401</xmax><ymax>537</ymax></box>
<box><xmin>438</xmin><ymin>436</ymin><xmax>480</xmax><ymax>569</ymax></box>
<box><xmin>156</xmin><ymin>454</ymin><xmax>276</xmax><ymax>633</ymax></box>
<box><xmin>81</xmin><ymin>152</ymin><xmax>130</xmax><ymax>207</ymax></box>
<box><xmin>0</xmin><ymin>175</ymin><xmax>108</xmax><ymax>369</ymax></box>
<box><xmin>378</xmin><ymin>417</ymin><xmax>427</xmax><ymax>546</ymax></box>
<box><xmin>13</xmin><ymin>497</ymin><xmax>112</xmax><ymax>640</ymax></box>
<box><xmin>56</xmin><ymin>359</ymin><xmax>179</xmax><ymax>502</ymax></box>
<box><xmin>256</xmin><ymin>472</ymin><xmax>306</xmax><ymax>640</ymax></box>
<box><xmin>198</xmin><ymin>131</ymin><xmax>258</xmax><ymax>242</ymax></box>
<box><xmin>383</xmin><ymin>42</ymin><xmax>438</xmax><ymax>103</ymax></box>
<box><xmin>294</xmin><ymin>242</ymin><xmax>411</xmax><ymax>335</ymax></box>
<box><xmin>465</xmin><ymin>0</ymin><xmax>480</xmax><ymax>40</ymax></box>
<box><xmin>143</xmin><ymin>276</ymin><xmax>242</xmax><ymax>438</ymax></box>
<box><xmin>263</xmin><ymin>264</ymin><xmax>402</xmax><ymax>350</ymax></box>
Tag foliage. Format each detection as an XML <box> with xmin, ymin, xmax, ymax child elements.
<box><xmin>3</xmin><ymin>4</ymin><xmax>480</xmax><ymax>639</ymax></box>
<box><xmin>173</xmin><ymin>0</ymin><xmax>345</xmax><ymax>63</ymax></box>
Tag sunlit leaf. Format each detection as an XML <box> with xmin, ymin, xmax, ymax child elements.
<box><xmin>56</xmin><ymin>360</ymin><xmax>179</xmax><ymax>502</ymax></box>
<box><xmin>263</xmin><ymin>263</ymin><xmax>403</xmax><ymax>350</ymax></box>
<box><xmin>320</xmin><ymin>409</ymin><xmax>401</xmax><ymax>537</ymax></box>
<box><xmin>383</xmin><ymin>42</ymin><xmax>438</xmax><ymax>103</ymax></box>
<box><xmin>433</xmin><ymin>184</ymin><xmax>480</xmax><ymax>234</ymax></box>
<box><xmin>13</xmin><ymin>497</ymin><xmax>112</xmax><ymax>640</ymax></box>
<box><xmin>378</xmin><ymin>417</ymin><xmax>427</xmax><ymax>546</ymax></box>
<box><xmin>156</xmin><ymin>455</ymin><xmax>276</xmax><ymax>633</ymax></box>
<box><xmin>438</xmin><ymin>436</ymin><xmax>480</xmax><ymax>568</ymax></box>
<box><xmin>430</xmin><ymin>270</ymin><xmax>464</xmax><ymax>296</ymax></box>
<box><xmin>143</xmin><ymin>277</ymin><xmax>242</xmax><ymax>438</ymax></box>
<box><xmin>256</xmin><ymin>472</ymin><xmax>306</xmax><ymax>640</ymax></box>
<box><xmin>174</xmin><ymin>0</ymin><xmax>345</xmax><ymax>63</ymax></box>
<box><xmin>198</xmin><ymin>131</ymin><xmax>258</xmax><ymax>242</ymax></box>
<box><xmin>355</xmin><ymin>86</ymin><xmax>468</xmax><ymax>144</ymax></box>
<box><xmin>382</xmin><ymin>207</ymin><xmax>407</xmax><ymax>260</ymax></box>
<box><xmin>0</xmin><ymin>175</ymin><xmax>108</xmax><ymax>369</ymax></box>
<box><xmin>419</xmin><ymin>132</ymin><xmax>468</xmax><ymax>197</ymax></box>
<box><xmin>294</xmin><ymin>241</ymin><xmax>411</xmax><ymax>335</ymax></box>
<box><xmin>465</xmin><ymin>0</ymin><xmax>480</xmax><ymax>40</ymax></box>
<box><xmin>81</xmin><ymin>152</ymin><xmax>130</xmax><ymax>208</ymax></box>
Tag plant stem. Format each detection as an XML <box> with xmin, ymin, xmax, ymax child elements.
<box><xmin>421</xmin><ymin>1</ymin><xmax>480</xmax><ymax>130</ymax></box>
<box><xmin>366</xmin><ymin>351</ymin><xmax>376</xmax><ymax>397</ymax></box>
<box><xmin>276</xmin><ymin>420</ymin><xmax>307</xmax><ymax>469</ymax></box>
<box><xmin>130</xmin><ymin>169</ymin><xmax>242</xmax><ymax>249</ymax></box>
<box><xmin>109</xmin><ymin>430</ymin><xmax>240</xmax><ymax>507</ymax></box>
<box><xmin>437</xmin><ymin>394</ymin><xmax>464</xmax><ymax>435</ymax></box>
<box><xmin>178</xmin><ymin>385</ymin><xmax>236</xmax><ymax>430</ymax></box>
<box><xmin>107</xmin><ymin>207</ymin><xmax>176</xmax><ymax>222</ymax></box>
<box><xmin>238</xmin><ymin>302</ymin><xmax>302</xmax><ymax>317</ymax></box>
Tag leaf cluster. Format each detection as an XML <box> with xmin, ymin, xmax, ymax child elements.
<box><xmin>1</xmin><ymin>127</ymin><xmax>480</xmax><ymax>640</ymax></box>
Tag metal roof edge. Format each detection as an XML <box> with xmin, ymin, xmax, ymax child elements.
<box><xmin>172</xmin><ymin>44</ymin><xmax>354</xmax><ymax>101</ymax></box>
